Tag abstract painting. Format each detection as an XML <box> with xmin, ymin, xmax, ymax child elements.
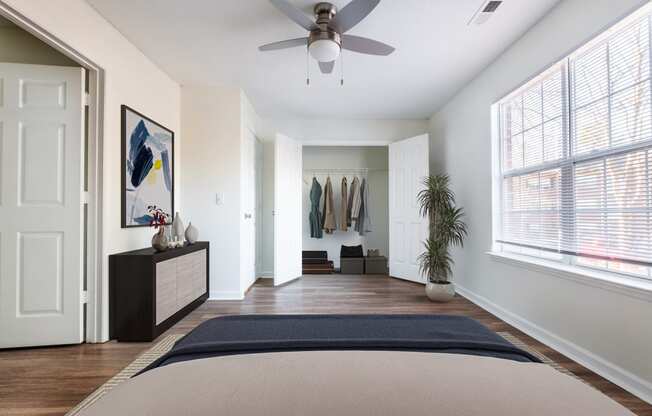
<box><xmin>121</xmin><ymin>105</ymin><xmax>174</xmax><ymax>228</ymax></box>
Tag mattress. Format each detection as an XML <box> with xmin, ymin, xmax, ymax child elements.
<box><xmin>78</xmin><ymin>350</ymin><xmax>634</xmax><ymax>415</ymax></box>
<box><xmin>76</xmin><ymin>315</ymin><xmax>634</xmax><ymax>415</ymax></box>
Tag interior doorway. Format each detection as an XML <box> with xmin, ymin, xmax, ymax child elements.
<box><xmin>0</xmin><ymin>7</ymin><xmax>104</xmax><ymax>345</ymax></box>
<box><xmin>302</xmin><ymin>146</ymin><xmax>389</xmax><ymax>274</ymax></box>
<box><xmin>270</xmin><ymin>134</ymin><xmax>430</xmax><ymax>287</ymax></box>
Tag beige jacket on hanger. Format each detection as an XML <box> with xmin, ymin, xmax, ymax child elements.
<box><xmin>346</xmin><ymin>176</ymin><xmax>359</xmax><ymax>227</ymax></box>
<box><xmin>339</xmin><ymin>177</ymin><xmax>348</xmax><ymax>231</ymax></box>
<box><xmin>350</xmin><ymin>176</ymin><xmax>362</xmax><ymax>224</ymax></box>
<box><xmin>322</xmin><ymin>176</ymin><xmax>337</xmax><ymax>233</ymax></box>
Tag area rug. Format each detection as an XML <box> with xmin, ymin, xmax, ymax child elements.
<box><xmin>65</xmin><ymin>334</ymin><xmax>184</xmax><ymax>416</ymax></box>
<box><xmin>65</xmin><ymin>332</ymin><xmax>582</xmax><ymax>415</ymax></box>
<box><xmin>497</xmin><ymin>331</ymin><xmax>586</xmax><ymax>384</ymax></box>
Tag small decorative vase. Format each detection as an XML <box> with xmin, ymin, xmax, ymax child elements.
<box><xmin>172</xmin><ymin>212</ymin><xmax>185</xmax><ymax>243</ymax></box>
<box><xmin>425</xmin><ymin>281</ymin><xmax>455</xmax><ymax>302</ymax></box>
<box><xmin>151</xmin><ymin>227</ymin><xmax>168</xmax><ymax>252</ymax></box>
<box><xmin>185</xmin><ymin>222</ymin><xmax>199</xmax><ymax>244</ymax></box>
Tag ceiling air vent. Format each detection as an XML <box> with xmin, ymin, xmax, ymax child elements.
<box><xmin>467</xmin><ymin>0</ymin><xmax>503</xmax><ymax>25</ymax></box>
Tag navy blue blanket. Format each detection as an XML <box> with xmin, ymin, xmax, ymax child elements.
<box><xmin>139</xmin><ymin>315</ymin><xmax>540</xmax><ymax>375</ymax></box>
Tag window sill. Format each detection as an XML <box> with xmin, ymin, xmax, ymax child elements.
<box><xmin>486</xmin><ymin>251</ymin><xmax>652</xmax><ymax>303</ymax></box>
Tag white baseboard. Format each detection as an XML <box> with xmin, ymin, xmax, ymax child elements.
<box><xmin>258</xmin><ymin>271</ymin><xmax>274</xmax><ymax>278</ymax></box>
<box><xmin>456</xmin><ymin>284</ymin><xmax>652</xmax><ymax>404</ymax></box>
<box><xmin>209</xmin><ymin>290</ymin><xmax>244</xmax><ymax>300</ymax></box>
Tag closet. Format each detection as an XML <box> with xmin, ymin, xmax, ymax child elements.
<box><xmin>302</xmin><ymin>146</ymin><xmax>389</xmax><ymax>273</ymax></box>
<box><xmin>270</xmin><ymin>133</ymin><xmax>430</xmax><ymax>286</ymax></box>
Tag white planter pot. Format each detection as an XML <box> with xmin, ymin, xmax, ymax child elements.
<box><xmin>425</xmin><ymin>281</ymin><xmax>455</xmax><ymax>302</ymax></box>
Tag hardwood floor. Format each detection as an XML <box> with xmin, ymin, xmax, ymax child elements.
<box><xmin>1</xmin><ymin>275</ymin><xmax>650</xmax><ymax>415</ymax></box>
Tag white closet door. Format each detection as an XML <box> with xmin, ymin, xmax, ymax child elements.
<box><xmin>389</xmin><ymin>134</ymin><xmax>429</xmax><ymax>283</ymax></box>
<box><xmin>0</xmin><ymin>63</ymin><xmax>85</xmax><ymax>347</ymax></box>
<box><xmin>241</xmin><ymin>128</ymin><xmax>257</xmax><ymax>291</ymax></box>
<box><xmin>274</xmin><ymin>133</ymin><xmax>302</xmax><ymax>286</ymax></box>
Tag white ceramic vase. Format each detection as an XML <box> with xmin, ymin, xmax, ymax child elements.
<box><xmin>185</xmin><ymin>222</ymin><xmax>199</xmax><ymax>244</ymax></box>
<box><xmin>172</xmin><ymin>212</ymin><xmax>185</xmax><ymax>243</ymax></box>
<box><xmin>425</xmin><ymin>281</ymin><xmax>455</xmax><ymax>302</ymax></box>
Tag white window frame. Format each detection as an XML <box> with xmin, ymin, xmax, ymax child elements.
<box><xmin>489</xmin><ymin>2</ymin><xmax>652</xmax><ymax>294</ymax></box>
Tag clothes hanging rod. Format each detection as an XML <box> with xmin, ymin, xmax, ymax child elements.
<box><xmin>303</xmin><ymin>168</ymin><xmax>388</xmax><ymax>173</ymax></box>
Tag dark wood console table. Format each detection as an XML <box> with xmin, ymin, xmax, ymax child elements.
<box><xmin>109</xmin><ymin>242</ymin><xmax>209</xmax><ymax>341</ymax></box>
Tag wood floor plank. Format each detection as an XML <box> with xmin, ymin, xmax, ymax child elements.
<box><xmin>0</xmin><ymin>275</ymin><xmax>650</xmax><ymax>415</ymax></box>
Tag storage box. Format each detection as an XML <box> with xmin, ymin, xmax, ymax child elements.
<box><xmin>340</xmin><ymin>257</ymin><xmax>365</xmax><ymax>274</ymax></box>
<box><xmin>364</xmin><ymin>256</ymin><xmax>388</xmax><ymax>274</ymax></box>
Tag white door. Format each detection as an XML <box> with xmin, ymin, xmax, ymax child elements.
<box><xmin>274</xmin><ymin>133</ymin><xmax>302</xmax><ymax>286</ymax></box>
<box><xmin>389</xmin><ymin>134</ymin><xmax>429</xmax><ymax>283</ymax></box>
<box><xmin>0</xmin><ymin>63</ymin><xmax>85</xmax><ymax>347</ymax></box>
<box><xmin>255</xmin><ymin>137</ymin><xmax>264</xmax><ymax>277</ymax></box>
<box><xmin>241</xmin><ymin>128</ymin><xmax>257</xmax><ymax>291</ymax></box>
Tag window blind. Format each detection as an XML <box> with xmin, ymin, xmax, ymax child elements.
<box><xmin>498</xmin><ymin>11</ymin><xmax>652</xmax><ymax>268</ymax></box>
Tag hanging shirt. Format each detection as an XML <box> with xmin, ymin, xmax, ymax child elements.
<box><xmin>309</xmin><ymin>177</ymin><xmax>323</xmax><ymax>239</ymax></box>
<box><xmin>354</xmin><ymin>178</ymin><xmax>373</xmax><ymax>236</ymax></box>
<box><xmin>347</xmin><ymin>176</ymin><xmax>359</xmax><ymax>227</ymax></box>
<box><xmin>350</xmin><ymin>177</ymin><xmax>362</xmax><ymax>224</ymax></box>
<box><xmin>339</xmin><ymin>177</ymin><xmax>348</xmax><ymax>231</ymax></box>
<box><xmin>322</xmin><ymin>176</ymin><xmax>337</xmax><ymax>234</ymax></box>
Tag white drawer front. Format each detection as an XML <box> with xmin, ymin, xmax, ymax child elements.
<box><xmin>156</xmin><ymin>258</ymin><xmax>177</xmax><ymax>325</ymax></box>
<box><xmin>176</xmin><ymin>254</ymin><xmax>195</xmax><ymax>309</ymax></box>
<box><xmin>192</xmin><ymin>250</ymin><xmax>207</xmax><ymax>299</ymax></box>
<box><xmin>155</xmin><ymin>249</ymin><xmax>207</xmax><ymax>326</ymax></box>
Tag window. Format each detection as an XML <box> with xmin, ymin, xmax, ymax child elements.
<box><xmin>495</xmin><ymin>4</ymin><xmax>652</xmax><ymax>281</ymax></box>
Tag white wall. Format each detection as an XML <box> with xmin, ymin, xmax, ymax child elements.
<box><xmin>3</xmin><ymin>0</ymin><xmax>182</xmax><ymax>341</ymax></box>
<box><xmin>430</xmin><ymin>0</ymin><xmax>652</xmax><ymax>402</ymax></box>
<box><xmin>181</xmin><ymin>87</ymin><xmax>260</xmax><ymax>298</ymax></box>
<box><xmin>181</xmin><ymin>86</ymin><xmax>242</xmax><ymax>299</ymax></box>
<box><xmin>302</xmin><ymin>147</ymin><xmax>388</xmax><ymax>269</ymax></box>
<box><xmin>260</xmin><ymin>118</ymin><xmax>428</xmax><ymax>275</ymax></box>
<box><xmin>261</xmin><ymin>118</ymin><xmax>428</xmax><ymax>145</ymax></box>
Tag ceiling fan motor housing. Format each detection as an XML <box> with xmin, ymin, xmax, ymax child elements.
<box><xmin>314</xmin><ymin>2</ymin><xmax>337</xmax><ymax>23</ymax></box>
<box><xmin>309</xmin><ymin>2</ymin><xmax>341</xmax><ymax>62</ymax></box>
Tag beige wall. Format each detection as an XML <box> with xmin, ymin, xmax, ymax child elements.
<box><xmin>0</xmin><ymin>23</ymin><xmax>78</xmax><ymax>66</ymax></box>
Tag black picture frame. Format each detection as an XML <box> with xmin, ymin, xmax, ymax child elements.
<box><xmin>121</xmin><ymin>105</ymin><xmax>174</xmax><ymax>228</ymax></box>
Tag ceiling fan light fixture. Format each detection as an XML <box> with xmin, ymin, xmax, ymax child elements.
<box><xmin>261</xmin><ymin>0</ymin><xmax>395</xmax><ymax>75</ymax></box>
<box><xmin>309</xmin><ymin>39</ymin><xmax>341</xmax><ymax>62</ymax></box>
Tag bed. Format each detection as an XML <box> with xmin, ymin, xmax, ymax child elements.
<box><xmin>78</xmin><ymin>315</ymin><xmax>634</xmax><ymax>415</ymax></box>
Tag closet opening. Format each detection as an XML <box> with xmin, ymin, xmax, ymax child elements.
<box><xmin>302</xmin><ymin>146</ymin><xmax>389</xmax><ymax>276</ymax></box>
<box><xmin>270</xmin><ymin>133</ymin><xmax>428</xmax><ymax>287</ymax></box>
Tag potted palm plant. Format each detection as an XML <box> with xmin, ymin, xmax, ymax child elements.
<box><xmin>417</xmin><ymin>175</ymin><xmax>467</xmax><ymax>302</ymax></box>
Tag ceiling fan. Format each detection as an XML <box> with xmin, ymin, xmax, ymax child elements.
<box><xmin>259</xmin><ymin>0</ymin><xmax>395</xmax><ymax>75</ymax></box>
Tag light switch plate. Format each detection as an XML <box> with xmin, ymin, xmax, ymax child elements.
<box><xmin>216</xmin><ymin>192</ymin><xmax>224</xmax><ymax>206</ymax></box>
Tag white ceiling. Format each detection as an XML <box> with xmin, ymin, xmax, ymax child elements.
<box><xmin>85</xmin><ymin>0</ymin><xmax>560</xmax><ymax>119</ymax></box>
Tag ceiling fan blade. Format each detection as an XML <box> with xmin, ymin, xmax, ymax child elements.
<box><xmin>329</xmin><ymin>0</ymin><xmax>380</xmax><ymax>33</ymax></box>
<box><xmin>269</xmin><ymin>0</ymin><xmax>318</xmax><ymax>31</ymax></box>
<box><xmin>341</xmin><ymin>35</ymin><xmax>394</xmax><ymax>56</ymax></box>
<box><xmin>319</xmin><ymin>61</ymin><xmax>335</xmax><ymax>74</ymax></box>
<box><xmin>259</xmin><ymin>37</ymin><xmax>307</xmax><ymax>51</ymax></box>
